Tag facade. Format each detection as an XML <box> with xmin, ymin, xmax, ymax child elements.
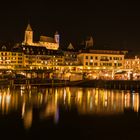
<box><xmin>77</xmin><ymin>50</ymin><xmax>125</xmax><ymax>70</ymax></box>
<box><xmin>23</xmin><ymin>24</ymin><xmax>59</xmax><ymax>50</ymax></box>
<box><xmin>124</xmin><ymin>55</ymin><xmax>140</xmax><ymax>71</ymax></box>
<box><xmin>0</xmin><ymin>45</ymin><xmax>23</xmax><ymax>70</ymax></box>
<box><xmin>0</xmin><ymin>46</ymin><xmax>11</xmax><ymax>69</ymax></box>
<box><xmin>21</xmin><ymin>45</ymin><xmax>64</xmax><ymax>70</ymax></box>
<box><xmin>63</xmin><ymin>43</ymin><xmax>79</xmax><ymax>66</ymax></box>
<box><xmin>77</xmin><ymin>49</ymin><xmax>125</xmax><ymax>79</ymax></box>
<box><xmin>124</xmin><ymin>54</ymin><xmax>140</xmax><ymax>79</ymax></box>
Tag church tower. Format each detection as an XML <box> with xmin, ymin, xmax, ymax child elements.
<box><xmin>54</xmin><ymin>31</ymin><xmax>60</xmax><ymax>47</ymax></box>
<box><xmin>24</xmin><ymin>24</ymin><xmax>33</xmax><ymax>45</ymax></box>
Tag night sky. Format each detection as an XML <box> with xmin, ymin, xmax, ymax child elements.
<box><xmin>0</xmin><ymin>0</ymin><xmax>140</xmax><ymax>50</ymax></box>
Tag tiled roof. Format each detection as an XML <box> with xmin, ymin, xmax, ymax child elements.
<box><xmin>40</xmin><ymin>36</ymin><xmax>56</xmax><ymax>43</ymax></box>
<box><xmin>21</xmin><ymin>45</ymin><xmax>63</xmax><ymax>55</ymax></box>
<box><xmin>0</xmin><ymin>42</ymin><xmax>20</xmax><ymax>52</ymax></box>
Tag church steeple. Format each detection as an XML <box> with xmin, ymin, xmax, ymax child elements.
<box><xmin>24</xmin><ymin>23</ymin><xmax>33</xmax><ymax>45</ymax></box>
<box><xmin>67</xmin><ymin>43</ymin><xmax>74</xmax><ymax>50</ymax></box>
<box><xmin>26</xmin><ymin>24</ymin><xmax>32</xmax><ymax>31</ymax></box>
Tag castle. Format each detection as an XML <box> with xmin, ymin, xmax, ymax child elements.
<box><xmin>22</xmin><ymin>24</ymin><xmax>60</xmax><ymax>50</ymax></box>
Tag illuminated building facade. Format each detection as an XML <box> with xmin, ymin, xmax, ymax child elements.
<box><xmin>23</xmin><ymin>24</ymin><xmax>59</xmax><ymax>50</ymax></box>
<box><xmin>77</xmin><ymin>49</ymin><xmax>125</xmax><ymax>79</ymax></box>
<box><xmin>21</xmin><ymin>45</ymin><xmax>64</xmax><ymax>70</ymax></box>
<box><xmin>124</xmin><ymin>54</ymin><xmax>140</xmax><ymax>80</ymax></box>
<box><xmin>0</xmin><ymin>45</ymin><xmax>24</xmax><ymax>70</ymax></box>
<box><xmin>0</xmin><ymin>43</ymin><xmax>128</xmax><ymax>80</ymax></box>
<box><xmin>124</xmin><ymin>55</ymin><xmax>140</xmax><ymax>70</ymax></box>
<box><xmin>77</xmin><ymin>50</ymin><xmax>125</xmax><ymax>69</ymax></box>
<box><xmin>63</xmin><ymin>43</ymin><xmax>79</xmax><ymax>66</ymax></box>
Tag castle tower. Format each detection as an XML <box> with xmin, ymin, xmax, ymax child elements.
<box><xmin>54</xmin><ymin>31</ymin><xmax>60</xmax><ymax>47</ymax></box>
<box><xmin>85</xmin><ymin>36</ymin><xmax>94</xmax><ymax>48</ymax></box>
<box><xmin>24</xmin><ymin>24</ymin><xmax>33</xmax><ymax>45</ymax></box>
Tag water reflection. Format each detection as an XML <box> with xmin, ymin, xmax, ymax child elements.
<box><xmin>0</xmin><ymin>87</ymin><xmax>139</xmax><ymax>129</ymax></box>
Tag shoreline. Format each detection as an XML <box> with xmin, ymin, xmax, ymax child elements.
<box><xmin>0</xmin><ymin>78</ymin><xmax>140</xmax><ymax>90</ymax></box>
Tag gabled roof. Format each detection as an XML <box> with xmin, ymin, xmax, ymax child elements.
<box><xmin>26</xmin><ymin>24</ymin><xmax>32</xmax><ymax>31</ymax></box>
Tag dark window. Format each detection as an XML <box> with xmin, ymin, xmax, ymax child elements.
<box><xmin>18</xmin><ymin>61</ymin><xmax>22</xmax><ymax>63</ymax></box>
<box><xmin>95</xmin><ymin>56</ymin><xmax>98</xmax><ymax>60</ymax></box>
<box><xmin>94</xmin><ymin>63</ymin><xmax>98</xmax><ymax>66</ymax></box>
<box><xmin>12</xmin><ymin>53</ymin><xmax>16</xmax><ymax>56</ymax></box>
<box><xmin>18</xmin><ymin>53</ymin><xmax>22</xmax><ymax>56</ymax></box>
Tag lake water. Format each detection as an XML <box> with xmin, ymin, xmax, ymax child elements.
<box><xmin>0</xmin><ymin>86</ymin><xmax>140</xmax><ymax>140</ymax></box>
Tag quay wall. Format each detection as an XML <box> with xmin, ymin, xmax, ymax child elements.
<box><xmin>70</xmin><ymin>80</ymin><xmax>140</xmax><ymax>90</ymax></box>
<box><xmin>0</xmin><ymin>78</ymin><xmax>140</xmax><ymax>90</ymax></box>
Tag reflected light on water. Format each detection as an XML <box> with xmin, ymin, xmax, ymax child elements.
<box><xmin>23</xmin><ymin>107</ymin><xmax>33</xmax><ymax>129</ymax></box>
<box><xmin>0</xmin><ymin>87</ymin><xmax>139</xmax><ymax>129</ymax></box>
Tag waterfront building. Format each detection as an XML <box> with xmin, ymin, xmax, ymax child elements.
<box><xmin>20</xmin><ymin>45</ymin><xmax>64</xmax><ymax>70</ymax></box>
<box><xmin>78</xmin><ymin>49</ymin><xmax>125</xmax><ymax>69</ymax></box>
<box><xmin>0</xmin><ymin>44</ymin><xmax>24</xmax><ymax>70</ymax></box>
<box><xmin>63</xmin><ymin>43</ymin><xmax>79</xmax><ymax>66</ymax></box>
<box><xmin>77</xmin><ymin>49</ymin><xmax>125</xmax><ymax>79</ymax></box>
<box><xmin>0</xmin><ymin>45</ymin><xmax>12</xmax><ymax>69</ymax></box>
<box><xmin>0</xmin><ymin>42</ymin><xmax>129</xmax><ymax>80</ymax></box>
<box><xmin>11</xmin><ymin>47</ymin><xmax>24</xmax><ymax>70</ymax></box>
<box><xmin>124</xmin><ymin>54</ymin><xmax>140</xmax><ymax>70</ymax></box>
<box><xmin>124</xmin><ymin>53</ymin><xmax>140</xmax><ymax>79</ymax></box>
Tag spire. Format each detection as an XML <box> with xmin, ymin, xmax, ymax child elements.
<box><xmin>67</xmin><ymin>43</ymin><xmax>74</xmax><ymax>50</ymax></box>
<box><xmin>26</xmin><ymin>24</ymin><xmax>32</xmax><ymax>31</ymax></box>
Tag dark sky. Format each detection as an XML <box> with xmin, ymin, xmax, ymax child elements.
<box><xmin>0</xmin><ymin>0</ymin><xmax>140</xmax><ymax>50</ymax></box>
